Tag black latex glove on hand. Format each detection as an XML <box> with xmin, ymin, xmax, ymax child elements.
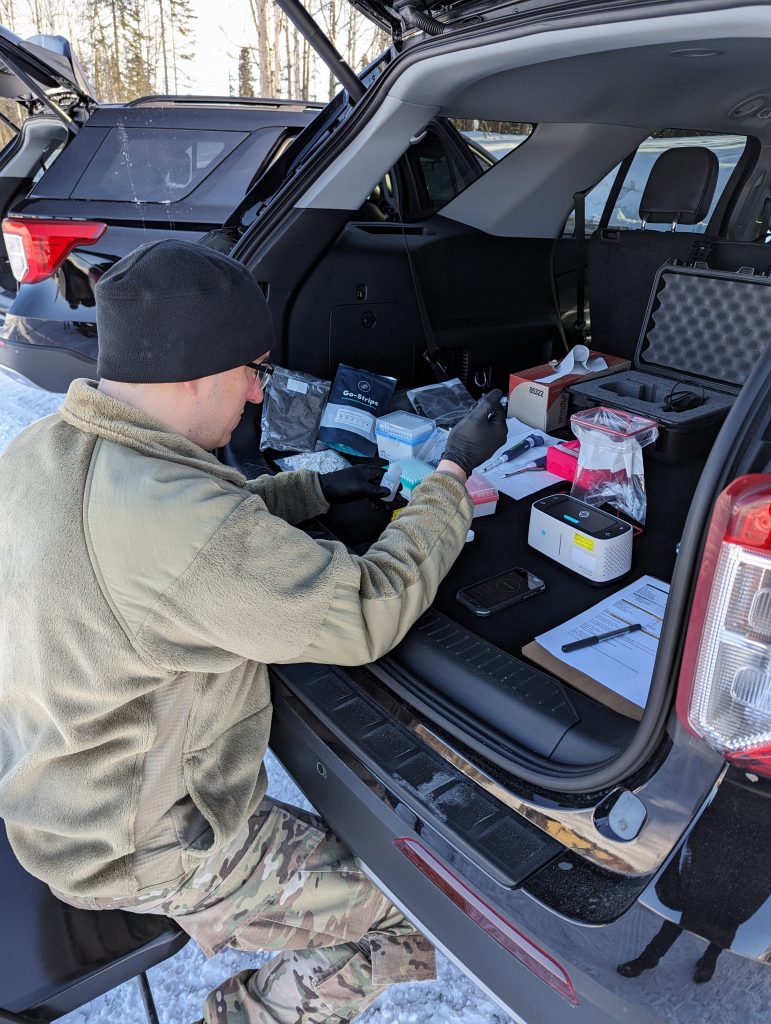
<box><xmin>319</xmin><ymin>465</ymin><xmax>390</xmax><ymax>505</ymax></box>
<box><xmin>441</xmin><ymin>389</ymin><xmax>508</xmax><ymax>477</ymax></box>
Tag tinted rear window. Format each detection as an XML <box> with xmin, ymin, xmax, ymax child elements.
<box><xmin>71</xmin><ymin>127</ymin><xmax>249</xmax><ymax>202</ymax></box>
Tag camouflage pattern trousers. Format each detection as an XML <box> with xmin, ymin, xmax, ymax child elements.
<box><xmin>95</xmin><ymin>797</ymin><xmax>435</xmax><ymax>1024</ymax></box>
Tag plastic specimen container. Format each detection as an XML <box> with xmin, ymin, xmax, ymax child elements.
<box><xmin>376</xmin><ymin>411</ymin><xmax>436</xmax><ymax>462</ymax></box>
<box><xmin>466</xmin><ymin>473</ymin><xmax>499</xmax><ymax>518</ymax></box>
<box><xmin>380</xmin><ymin>463</ymin><xmax>402</xmax><ymax>502</ymax></box>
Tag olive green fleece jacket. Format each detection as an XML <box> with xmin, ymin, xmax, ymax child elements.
<box><xmin>0</xmin><ymin>379</ymin><xmax>473</xmax><ymax>899</ymax></box>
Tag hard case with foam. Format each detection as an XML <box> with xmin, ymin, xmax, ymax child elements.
<box><xmin>569</xmin><ymin>261</ymin><xmax>771</xmax><ymax>462</ymax></box>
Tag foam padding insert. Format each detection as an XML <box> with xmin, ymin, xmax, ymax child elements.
<box><xmin>642</xmin><ymin>269</ymin><xmax>771</xmax><ymax>385</ymax></box>
<box><xmin>574</xmin><ymin>369</ymin><xmax>731</xmax><ymax>424</ymax></box>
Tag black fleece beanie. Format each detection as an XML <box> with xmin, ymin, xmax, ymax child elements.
<box><xmin>95</xmin><ymin>239</ymin><xmax>274</xmax><ymax>383</ymax></box>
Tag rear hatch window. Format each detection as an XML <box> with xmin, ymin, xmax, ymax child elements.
<box><xmin>69</xmin><ymin>126</ymin><xmax>248</xmax><ymax>202</ymax></box>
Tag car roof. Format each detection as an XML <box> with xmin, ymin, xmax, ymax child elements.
<box><xmin>83</xmin><ymin>99</ymin><xmax>321</xmax><ymax>132</ymax></box>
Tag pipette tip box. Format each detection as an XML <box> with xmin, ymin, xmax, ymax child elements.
<box><xmin>466</xmin><ymin>473</ymin><xmax>499</xmax><ymax>517</ymax></box>
<box><xmin>376</xmin><ymin>412</ymin><xmax>436</xmax><ymax>462</ymax></box>
<box><xmin>399</xmin><ymin>458</ymin><xmax>434</xmax><ymax>497</ymax></box>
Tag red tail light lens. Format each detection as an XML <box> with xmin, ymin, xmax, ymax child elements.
<box><xmin>395</xmin><ymin>837</ymin><xmax>578</xmax><ymax>1004</ymax></box>
<box><xmin>677</xmin><ymin>474</ymin><xmax>771</xmax><ymax>775</ymax></box>
<box><xmin>2</xmin><ymin>217</ymin><xmax>106</xmax><ymax>285</ymax></box>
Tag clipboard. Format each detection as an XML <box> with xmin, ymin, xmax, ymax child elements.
<box><xmin>521</xmin><ymin>640</ymin><xmax>643</xmax><ymax>720</ymax></box>
<box><xmin>521</xmin><ymin>575</ymin><xmax>670</xmax><ymax>720</ymax></box>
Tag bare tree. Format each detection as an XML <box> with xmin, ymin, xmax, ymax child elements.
<box><xmin>248</xmin><ymin>0</ymin><xmax>272</xmax><ymax>95</ymax></box>
<box><xmin>167</xmin><ymin>0</ymin><xmax>194</xmax><ymax>92</ymax></box>
<box><xmin>157</xmin><ymin>0</ymin><xmax>169</xmax><ymax>92</ymax></box>
<box><xmin>0</xmin><ymin>1</ymin><xmax>17</xmax><ymax>31</ymax></box>
<box><xmin>6</xmin><ymin>0</ymin><xmax>391</xmax><ymax>104</ymax></box>
<box><xmin>123</xmin><ymin>1</ymin><xmax>154</xmax><ymax>98</ymax></box>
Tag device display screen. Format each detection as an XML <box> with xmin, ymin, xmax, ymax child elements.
<box><xmin>537</xmin><ymin>494</ymin><xmax>629</xmax><ymax>537</ymax></box>
<box><xmin>459</xmin><ymin>568</ymin><xmax>544</xmax><ymax>611</ymax></box>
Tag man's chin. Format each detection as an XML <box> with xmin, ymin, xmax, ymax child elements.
<box><xmin>212</xmin><ymin>429</ymin><xmax>232</xmax><ymax>450</ymax></box>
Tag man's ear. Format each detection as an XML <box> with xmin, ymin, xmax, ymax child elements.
<box><xmin>181</xmin><ymin>379</ymin><xmax>200</xmax><ymax>396</ymax></box>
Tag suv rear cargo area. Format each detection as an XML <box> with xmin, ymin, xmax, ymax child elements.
<box><xmin>255</xmin><ymin>388</ymin><xmax>706</xmax><ymax>778</ymax></box>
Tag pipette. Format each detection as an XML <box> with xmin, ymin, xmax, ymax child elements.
<box><xmin>503</xmin><ymin>455</ymin><xmax>547</xmax><ymax>477</ymax></box>
<box><xmin>483</xmin><ymin>433</ymin><xmax>544</xmax><ymax>471</ymax></box>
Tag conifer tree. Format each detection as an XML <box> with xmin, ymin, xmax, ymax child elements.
<box><xmin>238</xmin><ymin>46</ymin><xmax>254</xmax><ymax>97</ymax></box>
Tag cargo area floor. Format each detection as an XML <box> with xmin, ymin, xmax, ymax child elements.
<box><xmin>312</xmin><ymin>452</ymin><xmax>706</xmax><ymax>770</ymax></box>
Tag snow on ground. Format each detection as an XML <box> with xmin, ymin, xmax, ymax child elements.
<box><xmin>0</xmin><ymin>371</ymin><xmax>508</xmax><ymax>1024</ymax></box>
<box><xmin>0</xmin><ymin>370</ymin><xmax>67</xmax><ymax>449</ymax></box>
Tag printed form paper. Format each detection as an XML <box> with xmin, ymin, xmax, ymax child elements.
<box><xmin>535</xmin><ymin>576</ymin><xmax>670</xmax><ymax>710</ymax></box>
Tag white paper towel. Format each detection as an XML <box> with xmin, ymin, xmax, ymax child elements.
<box><xmin>536</xmin><ymin>345</ymin><xmax>607</xmax><ymax>384</ymax></box>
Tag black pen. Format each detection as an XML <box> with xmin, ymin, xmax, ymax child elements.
<box><xmin>561</xmin><ymin>622</ymin><xmax>642</xmax><ymax>653</ymax></box>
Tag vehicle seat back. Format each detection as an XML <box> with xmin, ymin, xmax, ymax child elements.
<box><xmin>588</xmin><ymin>146</ymin><xmax>719</xmax><ymax>359</ymax></box>
<box><xmin>0</xmin><ymin>116</ymin><xmax>68</xmax><ymax>217</ymax></box>
<box><xmin>0</xmin><ymin>116</ymin><xmax>69</xmax><ymax>290</ymax></box>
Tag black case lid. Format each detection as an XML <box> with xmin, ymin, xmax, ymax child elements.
<box><xmin>635</xmin><ymin>261</ymin><xmax>771</xmax><ymax>392</ymax></box>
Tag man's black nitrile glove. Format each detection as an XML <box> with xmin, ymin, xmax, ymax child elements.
<box><xmin>319</xmin><ymin>465</ymin><xmax>390</xmax><ymax>504</ymax></box>
<box><xmin>441</xmin><ymin>389</ymin><xmax>508</xmax><ymax>477</ymax></box>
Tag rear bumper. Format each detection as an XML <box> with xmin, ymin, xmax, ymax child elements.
<box><xmin>0</xmin><ymin>332</ymin><xmax>96</xmax><ymax>392</ymax></box>
<box><xmin>269</xmin><ymin>675</ymin><xmax>771</xmax><ymax>1024</ymax></box>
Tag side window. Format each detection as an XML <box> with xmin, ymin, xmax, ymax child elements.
<box><xmin>608</xmin><ymin>132</ymin><xmax>747</xmax><ymax>232</ymax></box>
<box><xmin>450</xmin><ymin>119</ymin><xmax>534</xmax><ymax>167</ymax></box>
<box><xmin>565</xmin><ymin>131</ymin><xmax>748</xmax><ymax>237</ymax></box>
<box><xmin>354</xmin><ymin>127</ymin><xmax>476</xmax><ymax>223</ymax></box>
<box><xmin>407</xmin><ymin>121</ymin><xmax>534</xmax><ymax>218</ymax></box>
<box><xmin>0</xmin><ymin>99</ymin><xmax>23</xmax><ymax>152</ymax></box>
<box><xmin>402</xmin><ymin>128</ymin><xmax>479</xmax><ymax>220</ymax></box>
<box><xmin>562</xmin><ymin>164</ymin><xmax>620</xmax><ymax>237</ymax></box>
<box><xmin>354</xmin><ymin>120</ymin><xmax>534</xmax><ymax>224</ymax></box>
<box><xmin>71</xmin><ymin>127</ymin><xmax>249</xmax><ymax>202</ymax></box>
<box><xmin>358</xmin><ymin>170</ymin><xmax>399</xmax><ymax>221</ymax></box>
<box><xmin>194</xmin><ymin>141</ymin><xmax>224</xmax><ymax>170</ymax></box>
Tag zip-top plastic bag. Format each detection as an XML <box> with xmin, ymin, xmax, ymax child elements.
<box><xmin>259</xmin><ymin>366</ymin><xmax>331</xmax><ymax>453</ymax></box>
<box><xmin>407</xmin><ymin>377</ymin><xmax>475</xmax><ymax>428</ymax></box>
<box><xmin>274</xmin><ymin>449</ymin><xmax>351</xmax><ymax>474</ymax></box>
<box><xmin>570</xmin><ymin>406</ymin><xmax>658</xmax><ymax>525</ymax></box>
<box><xmin>318</xmin><ymin>364</ymin><xmax>396</xmax><ymax>457</ymax></box>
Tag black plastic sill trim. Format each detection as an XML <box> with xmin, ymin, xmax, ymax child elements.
<box><xmin>272</xmin><ymin>662</ymin><xmax>561</xmax><ymax>888</ymax></box>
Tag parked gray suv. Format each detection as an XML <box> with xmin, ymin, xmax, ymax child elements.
<box><xmin>0</xmin><ymin>28</ymin><xmax>322</xmax><ymax>391</ymax></box>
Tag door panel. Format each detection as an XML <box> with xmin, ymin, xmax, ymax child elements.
<box><xmin>286</xmin><ymin>215</ymin><xmax>565</xmax><ymax>393</ymax></box>
<box><xmin>285</xmin><ymin>220</ymin><xmax>423</xmax><ymax>387</ymax></box>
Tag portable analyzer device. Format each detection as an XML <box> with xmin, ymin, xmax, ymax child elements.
<box><xmin>528</xmin><ymin>493</ymin><xmax>633</xmax><ymax>584</ymax></box>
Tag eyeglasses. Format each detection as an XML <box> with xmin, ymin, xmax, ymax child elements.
<box><xmin>245</xmin><ymin>361</ymin><xmax>274</xmax><ymax>388</ymax></box>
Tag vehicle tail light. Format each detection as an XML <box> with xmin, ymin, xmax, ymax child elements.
<box><xmin>394</xmin><ymin>837</ymin><xmax>578</xmax><ymax>1005</ymax></box>
<box><xmin>2</xmin><ymin>217</ymin><xmax>106</xmax><ymax>285</ymax></box>
<box><xmin>677</xmin><ymin>474</ymin><xmax>771</xmax><ymax>775</ymax></box>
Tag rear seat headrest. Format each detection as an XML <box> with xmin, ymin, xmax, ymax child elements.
<box><xmin>639</xmin><ymin>147</ymin><xmax>719</xmax><ymax>227</ymax></box>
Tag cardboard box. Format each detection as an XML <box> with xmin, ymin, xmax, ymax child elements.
<box><xmin>507</xmin><ymin>351</ymin><xmax>630</xmax><ymax>431</ymax></box>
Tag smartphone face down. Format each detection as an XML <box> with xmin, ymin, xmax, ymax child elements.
<box><xmin>456</xmin><ymin>567</ymin><xmax>546</xmax><ymax>616</ymax></box>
